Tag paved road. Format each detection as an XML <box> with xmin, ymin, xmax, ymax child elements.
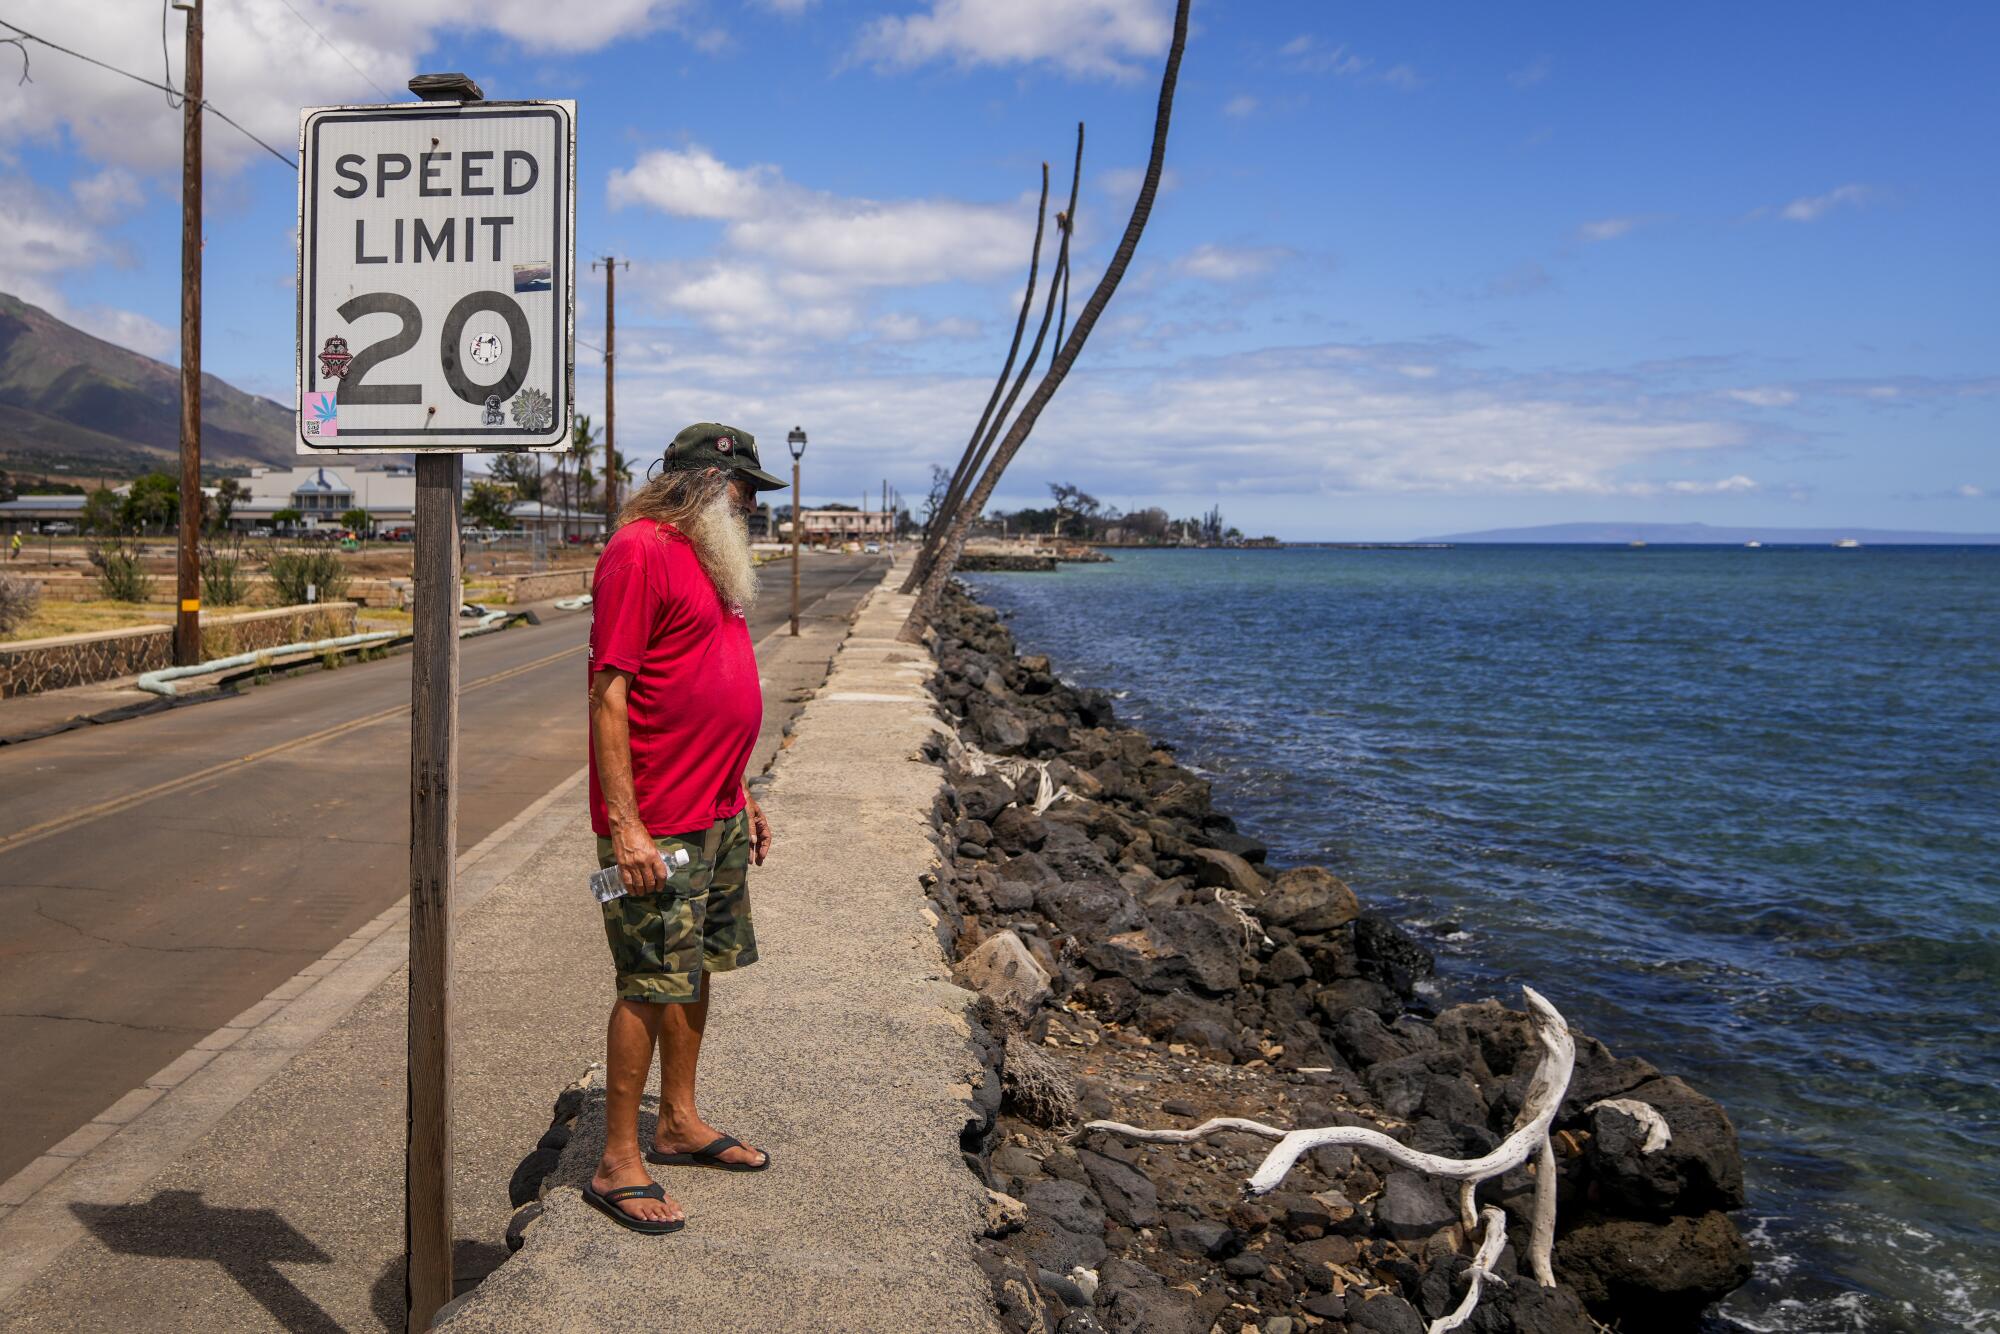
<box><xmin>0</xmin><ymin>553</ymin><xmax>886</xmax><ymax>1182</ymax></box>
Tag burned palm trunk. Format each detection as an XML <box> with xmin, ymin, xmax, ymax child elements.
<box><xmin>904</xmin><ymin>165</ymin><xmax>1051</xmax><ymax>594</ymax></box>
<box><xmin>915</xmin><ymin>135</ymin><xmax>1082</xmax><ymax>593</ymax></box>
<box><xmin>910</xmin><ymin>128</ymin><xmax>1082</xmax><ymax>595</ymax></box>
<box><xmin>904</xmin><ymin>0</ymin><xmax>1189</xmax><ymax>638</ymax></box>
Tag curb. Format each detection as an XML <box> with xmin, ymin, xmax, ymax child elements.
<box><xmin>0</xmin><ymin>762</ymin><xmax>589</xmax><ymax>1308</ymax></box>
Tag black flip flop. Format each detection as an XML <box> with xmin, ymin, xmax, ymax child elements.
<box><xmin>582</xmin><ymin>1179</ymin><xmax>685</xmax><ymax>1234</ymax></box>
<box><xmin>646</xmin><ymin>1134</ymin><xmax>771</xmax><ymax>1172</ymax></box>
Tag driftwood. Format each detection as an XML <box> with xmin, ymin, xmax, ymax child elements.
<box><xmin>900</xmin><ymin>0</ymin><xmax>1190</xmax><ymax>636</ymax></box>
<box><xmin>1084</xmin><ymin>987</ymin><xmax>1577</xmax><ymax>1334</ymax></box>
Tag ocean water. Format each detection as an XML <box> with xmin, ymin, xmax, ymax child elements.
<box><xmin>965</xmin><ymin>546</ymin><xmax>2000</xmax><ymax>1333</ymax></box>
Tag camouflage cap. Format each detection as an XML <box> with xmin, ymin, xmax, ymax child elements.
<box><xmin>660</xmin><ymin>422</ymin><xmax>788</xmax><ymax>491</ymax></box>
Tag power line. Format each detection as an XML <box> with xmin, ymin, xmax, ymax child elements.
<box><xmin>0</xmin><ymin>17</ymin><xmax>296</xmax><ymax>168</ymax></box>
<box><xmin>271</xmin><ymin>0</ymin><xmax>391</xmax><ymax>100</ymax></box>
<box><xmin>158</xmin><ymin>0</ymin><xmax>180</xmax><ymax>108</ymax></box>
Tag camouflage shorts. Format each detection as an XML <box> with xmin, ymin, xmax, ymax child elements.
<box><xmin>596</xmin><ymin>810</ymin><xmax>758</xmax><ymax>1004</ymax></box>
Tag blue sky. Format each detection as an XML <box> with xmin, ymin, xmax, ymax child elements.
<box><xmin>1</xmin><ymin>0</ymin><xmax>1994</xmax><ymax>540</ymax></box>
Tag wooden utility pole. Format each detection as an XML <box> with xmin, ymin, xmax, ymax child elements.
<box><xmin>593</xmin><ymin>257</ymin><xmax>629</xmax><ymax>531</ymax></box>
<box><xmin>403</xmin><ymin>71</ymin><xmax>477</xmax><ymax>1334</ymax></box>
<box><xmin>173</xmin><ymin>0</ymin><xmax>203</xmax><ymax>666</ymax></box>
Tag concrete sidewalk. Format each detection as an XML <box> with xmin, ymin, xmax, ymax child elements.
<box><xmin>436</xmin><ymin>571</ymin><xmax>999</xmax><ymax>1333</ymax></box>
<box><xmin>0</xmin><ymin>568</ymin><xmax>939</xmax><ymax>1331</ymax></box>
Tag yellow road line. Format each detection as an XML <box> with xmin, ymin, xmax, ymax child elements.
<box><xmin>0</xmin><ymin>643</ymin><xmax>583</xmax><ymax>858</ymax></box>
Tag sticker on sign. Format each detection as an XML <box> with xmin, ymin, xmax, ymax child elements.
<box><xmin>296</xmin><ymin>100</ymin><xmax>576</xmax><ymax>452</ymax></box>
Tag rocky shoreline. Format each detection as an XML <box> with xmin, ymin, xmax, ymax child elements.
<box><xmin>921</xmin><ymin>582</ymin><xmax>1752</xmax><ymax>1334</ymax></box>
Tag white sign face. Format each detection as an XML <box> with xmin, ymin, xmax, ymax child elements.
<box><xmin>296</xmin><ymin>100</ymin><xmax>575</xmax><ymax>452</ymax></box>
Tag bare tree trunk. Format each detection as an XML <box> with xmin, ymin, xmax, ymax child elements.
<box><xmin>902</xmin><ymin>165</ymin><xmax>1051</xmax><ymax>594</ymax></box>
<box><xmin>908</xmin><ymin>127</ymin><xmax>1083</xmax><ymax>594</ymax></box>
<box><xmin>904</xmin><ymin>0</ymin><xmax>1189</xmax><ymax>637</ymax></box>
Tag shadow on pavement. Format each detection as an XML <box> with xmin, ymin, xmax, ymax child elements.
<box><xmin>370</xmin><ymin>1240</ymin><xmax>513</xmax><ymax>1330</ymax></box>
<box><xmin>71</xmin><ymin>1189</ymin><xmax>338</xmax><ymax>1333</ymax></box>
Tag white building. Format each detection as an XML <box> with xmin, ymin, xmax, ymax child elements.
<box><xmin>792</xmin><ymin>507</ymin><xmax>894</xmax><ymax>543</ymax></box>
<box><xmin>234</xmin><ymin>464</ymin><xmax>419</xmax><ymax>533</ymax></box>
<box><xmin>505</xmin><ymin>500</ymin><xmax>607</xmax><ymax>540</ymax></box>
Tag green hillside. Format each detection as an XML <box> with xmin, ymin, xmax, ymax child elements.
<box><xmin>0</xmin><ymin>292</ymin><xmax>295</xmax><ymax>474</ymax></box>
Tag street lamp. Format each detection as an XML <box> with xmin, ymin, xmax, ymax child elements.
<box><xmin>787</xmin><ymin>426</ymin><xmax>807</xmax><ymax>636</ymax></box>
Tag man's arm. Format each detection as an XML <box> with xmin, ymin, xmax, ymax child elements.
<box><xmin>590</xmin><ymin>668</ymin><xmax>665</xmax><ymax>893</ymax></box>
<box><xmin>742</xmin><ymin>783</ymin><xmax>771</xmax><ymax>866</ymax></box>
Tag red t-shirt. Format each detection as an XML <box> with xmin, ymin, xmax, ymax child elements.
<box><xmin>587</xmin><ymin>522</ymin><xmax>761</xmax><ymax>837</ymax></box>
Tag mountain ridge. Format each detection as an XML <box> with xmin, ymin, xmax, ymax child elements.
<box><xmin>0</xmin><ymin>291</ymin><xmax>295</xmax><ymax>474</ymax></box>
<box><xmin>1418</xmin><ymin>521</ymin><xmax>2000</xmax><ymax>545</ymax></box>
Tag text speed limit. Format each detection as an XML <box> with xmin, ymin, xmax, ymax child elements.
<box><xmin>296</xmin><ymin>100</ymin><xmax>575</xmax><ymax>452</ymax></box>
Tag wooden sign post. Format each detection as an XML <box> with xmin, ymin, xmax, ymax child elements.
<box><xmin>294</xmin><ymin>74</ymin><xmax>576</xmax><ymax>1331</ymax></box>
<box><xmin>406</xmin><ymin>446</ymin><xmax>460</xmax><ymax>1328</ymax></box>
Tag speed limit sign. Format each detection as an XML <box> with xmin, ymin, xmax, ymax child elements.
<box><xmin>296</xmin><ymin>99</ymin><xmax>575</xmax><ymax>452</ymax></box>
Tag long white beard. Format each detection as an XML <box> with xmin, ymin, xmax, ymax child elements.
<box><xmin>685</xmin><ymin>492</ymin><xmax>759</xmax><ymax>614</ymax></box>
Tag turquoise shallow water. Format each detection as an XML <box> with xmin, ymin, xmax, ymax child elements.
<box><xmin>966</xmin><ymin>546</ymin><xmax>2000</xmax><ymax>1333</ymax></box>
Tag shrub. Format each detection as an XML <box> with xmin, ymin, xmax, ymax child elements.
<box><xmin>268</xmin><ymin>549</ymin><xmax>350</xmax><ymax>606</ymax></box>
<box><xmin>88</xmin><ymin>538</ymin><xmax>154</xmax><ymax>602</ymax></box>
<box><xmin>200</xmin><ymin>540</ymin><xmax>249</xmax><ymax>606</ymax></box>
<box><xmin>0</xmin><ymin>572</ymin><xmax>40</xmax><ymax>635</ymax></box>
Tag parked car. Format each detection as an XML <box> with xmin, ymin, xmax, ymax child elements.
<box><xmin>42</xmin><ymin>520</ymin><xmax>76</xmax><ymax>534</ymax></box>
<box><xmin>248</xmin><ymin>526</ymin><xmax>273</xmax><ymax>537</ymax></box>
<box><xmin>863</xmin><ymin>542</ymin><xmax>881</xmax><ymax>554</ymax></box>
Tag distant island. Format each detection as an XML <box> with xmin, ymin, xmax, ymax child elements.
<box><xmin>1418</xmin><ymin>521</ymin><xmax>2000</xmax><ymax>545</ymax></box>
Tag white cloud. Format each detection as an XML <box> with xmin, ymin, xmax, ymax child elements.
<box><xmin>1223</xmin><ymin>94</ymin><xmax>1259</xmax><ymax>119</ymax></box>
<box><xmin>1663</xmin><ymin>474</ymin><xmax>1758</xmax><ymax>494</ymax></box>
<box><xmin>1509</xmin><ymin>55</ymin><xmax>1553</xmax><ymax>88</ymax></box>
<box><xmin>874</xmin><ymin>312</ymin><xmax>981</xmax><ymax>342</ymax></box>
<box><xmin>606</xmin><ymin>339</ymin><xmax>1756</xmax><ymax>504</ymax></box>
<box><xmin>0</xmin><ymin>178</ymin><xmax>104</xmax><ymax>306</ymax></box>
<box><xmin>1578</xmin><ymin>216</ymin><xmax>1643</xmax><ymax>242</ymax></box>
<box><xmin>1725</xmin><ymin>386</ymin><xmax>1798</xmax><ymax>408</ymax></box>
<box><xmin>1173</xmin><ymin>244</ymin><xmax>1290</xmax><ymax>282</ymax></box>
<box><xmin>1953</xmin><ymin>483</ymin><xmax>1985</xmax><ymax>499</ymax></box>
<box><xmin>608</xmin><ymin>148</ymin><xmax>779</xmax><ymax>221</ymax></box>
<box><xmin>73</xmin><ymin>307</ymin><xmax>176</xmax><ymax>361</ymax></box>
<box><xmin>732</xmin><ymin>199</ymin><xmax>1031</xmax><ymax>287</ymax></box>
<box><xmin>0</xmin><ymin>0</ymin><xmax>687</xmax><ymax>175</ymax></box>
<box><xmin>0</xmin><ymin>176</ymin><xmax>172</xmax><ymax>358</ymax></box>
<box><xmin>855</xmin><ymin>0</ymin><xmax>1172</xmax><ymax>79</ymax></box>
<box><xmin>1280</xmin><ymin>35</ymin><xmax>1369</xmax><ymax>78</ymax></box>
<box><xmin>71</xmin><ymin>168</ymin><xmax>145</xmax><ymax>223</ymax></box>
<box><xmin>1778</xmin><ymin>183</ymin><xmax>1874</xmax><ymax>222</ymax></box>
<box><xmin>1380</xmin><ymin>64</ymin><xmax>1425</xmax><ymax>92</ymax></box>
<box><xmin>613</xmin><ymin>145</ymin><xmax>1035</xmax><ymax>338</ymax></box>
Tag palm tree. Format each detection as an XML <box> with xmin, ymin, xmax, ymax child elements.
<box><xmin>566</xmin><ymin>414</ymin><xmax>597</xmax><ymax>544</ymax></box>
<box><xmin>906</xmin><ymin>0</ymin><xmax>1188</xmax><ymax>633</ymax></box>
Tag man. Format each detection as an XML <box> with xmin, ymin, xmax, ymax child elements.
<box><xmin>584</xmin><ymin>422</ymin><xmax>788</xmax><ymax>1233</ymax></box>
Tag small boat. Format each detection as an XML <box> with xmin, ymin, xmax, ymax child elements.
<box><xmin>1745</xmin><ymin>540</ymin><xmax>1762</xmax><ymax>549</ymax></box>
<box><xmin>1628</xmin><ymin>540</ymin><xmax>1647</xmax><ymax>548</ymax></box>
<box><xmin>1834</xmin><ymin>538</ymin><xmax>1861</xmax><ymax>549</ymax></box>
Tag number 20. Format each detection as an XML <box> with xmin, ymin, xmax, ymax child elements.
<box><xmin>335</xmin><ymin>290</ymin><xmax>533</xmax><ymax>409</ymax></box>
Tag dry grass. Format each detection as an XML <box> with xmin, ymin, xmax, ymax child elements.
<box><xmin>355</xmin><ymin>608</ymin><xmax>413</xmax><ymax>632</ymax></box>
<box><xmin>2</xmin><ymin>600</ymin><xmax>255</xmax><ymax>643</ymax></box>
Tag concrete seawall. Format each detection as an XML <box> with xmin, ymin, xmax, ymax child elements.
<box><xmin>436</xmin><ymin>571</ymin><xmax>1000</xmax><ymax>1331</ymax></box>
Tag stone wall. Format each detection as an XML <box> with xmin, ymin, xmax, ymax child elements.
<box><xmin>499</xmin><ymin>568</ymin><xmax>590</xmax><ymax>603</ymax></box>
<box><xmin>0</xmin><ymin>603</ymin><xmax>360</xmax><ymax>699</ymax></box>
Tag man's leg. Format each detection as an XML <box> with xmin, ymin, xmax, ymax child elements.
<box><xmin>652</xmin><ymin>972</ymin><xmax>765</xmax><ymax>1166</ymax></box>
<box><xmin>591</xmin><ymin>998</ymin><xmax>683</xmax><ymax>1223</ymax></box>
